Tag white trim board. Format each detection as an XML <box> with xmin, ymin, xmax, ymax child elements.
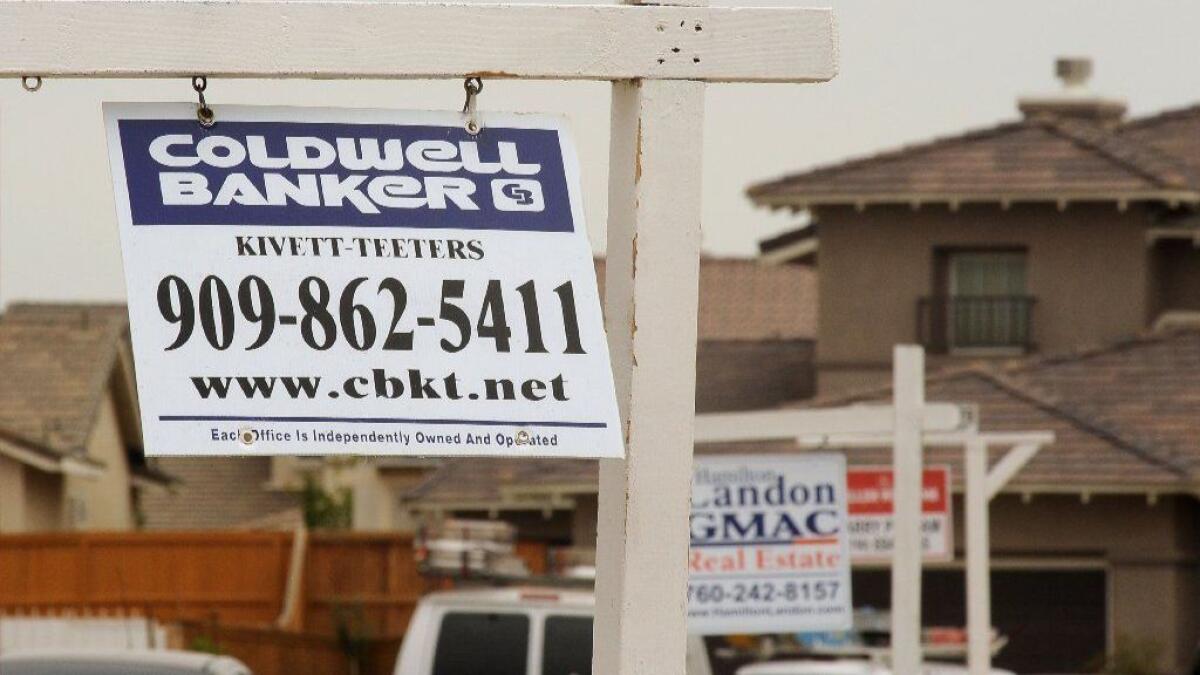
<box><xmin>0</xmin><ymin>1</ymin><xmax>837</xmax><ymax>83</ymax></box>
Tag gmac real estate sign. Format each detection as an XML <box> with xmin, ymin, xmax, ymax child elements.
<box><xmin>847</xmin><ymin>466</ymin><xmax>953</xmax><ymax>563</ymax></box>
<box><xmin>105</xmin><ymin>104</ymin><xmax>621</xmax><ymax>458</ymax></box>
<box><xmin>689</xmin><ymin>454</ymin><xmax>852</xmax><ymax>635</ymax></box>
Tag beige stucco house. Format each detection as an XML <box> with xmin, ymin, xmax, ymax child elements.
<box><xmin>0</xmin><ymin>304</ymin><xmax>170</xmax><ymax>532</ymax></box>
<box><xmin>743</xmin><ymin>59</ymin><xmax>1200</xmax><ymax>673</ymax></box>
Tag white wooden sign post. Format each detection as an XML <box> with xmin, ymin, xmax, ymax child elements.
<box><xmin>2</xmin><ymin>3</ymin><xmax>837</xmax><ymax>673</ymax></box>
<box><xmin>699</xmin><ymin>347</ymin><xmax>1053</xmax><ymax>675</ymax></box>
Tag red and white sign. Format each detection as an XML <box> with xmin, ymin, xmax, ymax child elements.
<box><xmin>846</xmin><ymin>465</ymin><xmax>953</xmax><ymax>563</ymax></box>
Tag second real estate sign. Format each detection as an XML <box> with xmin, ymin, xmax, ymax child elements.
<box><xmin>105</xmin><ymin>104</ymin><xmax>622</xmax><ymax>458</ymax></box>
<box><xmin>689</xmin><ymin>454</ymin><xmax>852</xmax><ymax>635</ymax></box>
<box><xmin>847</xmin><ymin>465</ymin><xmax>953</xmax><ymax>563</ymax></box>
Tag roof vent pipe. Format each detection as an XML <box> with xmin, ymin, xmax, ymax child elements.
<box><xmin>1018</xmin><ymin>57</ymin><xmax>1126</xmax><ymax>127</ymax></box>
<box><xmin>1056</xmin><ymin>57</ymin><xmax>1093</xmax><ymax>92</ymax></box>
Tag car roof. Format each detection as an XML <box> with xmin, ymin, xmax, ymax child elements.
<box><xmin>420</xmin><ymin>587</ymin><xmax>595</xmax><ymax>610</ymax></box>
<box><xmin>736</xmin><ymin>661</ymin><xmax>1009</xmax><ymax>675</ymax></box>
<box><xmin>0</xmin><ymin>649</ymin><xmax>245</xmax><ymax>670</ymax></box>
<box><xmin>737</xmin><ymin>661</ymin><xmax>884</xmax><ymax>675</ymax></box>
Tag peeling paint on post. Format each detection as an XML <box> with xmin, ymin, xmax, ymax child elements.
<box><xmin>594</xmin><ymin>76</ymin><xmax>705</xmax><ymax>675</ymax></box>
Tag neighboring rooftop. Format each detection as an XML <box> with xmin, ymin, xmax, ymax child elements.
<box><xmin>595</xmin><ymin>256</ymin><xmax>817</xmax><ymax>341</ymax></box>
<box><xmin>792</xmin><ymin>328</ymin><xmax>1200</xmax><ymax>492</ymax></box>
<box><xmin>140</xmin><ymin>457</ymin><xmax>300</xmax><ymax>530</ymax></box>
<box><xmin>405</xmin><ymin>328</ymin><xmax>1200</xmax><ymax>510</ymax></box>
<box><xmin>749</xmin><ymin>58</ymin><xmax>1200</xmax><ymax>217</ymax></box>
<box><xmin>0</xmin><ymin>304</ymin><xmax>135</xmax><ymax>471</ymax></box>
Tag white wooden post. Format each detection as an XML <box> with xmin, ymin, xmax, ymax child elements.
<box><xmin>2</xmin><ymin>4</ymin><xmax>837</xmax><ymax>674</ymax></box>
<box><xmin>891</xmin><ymin>346</ymin><xmax>925</xmax><ymax>675</ymax></box>
<box><xmin>593</xmin><ymin>77</ymin><xmax>705</xmax><ymax>674</ymax></box>
<box><xmin>965</xmin><ymin>437</ymin><xmax>991</xmax><ymax>675</ymax></box>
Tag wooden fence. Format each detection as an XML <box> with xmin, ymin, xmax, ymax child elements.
<box><xmin>0</xmin><ymin>531</ymin><xmax>550</xmax><ymax>674</ymax></box>
<box><xmin>0</xmin><ymin>531</ymin><xmax>430</xmax><ymax>634</ymax></box>
<box><xmin>175</xmin><ymin>620</ymin><xmax>402</xmax><ymax>675</ymax></box>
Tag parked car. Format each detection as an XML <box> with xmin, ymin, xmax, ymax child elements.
<box><xmin>735</xmin><ymin>659</ymin><xmax>1015</xmax><ymax>675</ymax></box>
<box><xmin>0</xmin><ymin>649</ymin><xmax>252</xmax><ymax>675</ymax></box>
<box><xmin>393</xmin><ymin>587</ymin><xmax>714</xmax><ymax>675</ymax></box>
<box><xmin>392</xmin><ymin>588</ymin><xmax>1010</xmax><ymax>675</ymax></box>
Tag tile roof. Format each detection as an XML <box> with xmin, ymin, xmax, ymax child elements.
<box><xmin>800</xmin><ymin>366</ymin><xmax>1188</xmax><ymax>491</ymax></box>
<box><xmin>595</xmin><ymin>257</ymin><xmax>816</xmax><ymax>341</ymax></box>
<box><xmin>999</xmin><ymin>329</ymin><xmax>1200</xmax><ymax>481</ymax></box>
<box><xmin>747</xmin><ymin>115</ymin><xmax>1200</xmax><ymax>211</ymax></box>
<box><xmin>795</xmin><ymin>330</ymin><xmax>1200</xmax><ymax>491</ymax></box>
<box><xmin>405</xmin><ymin>330</ymin><xmax>1200</xmax><ymax>507</ymax></box>
<box><xmin>1119</xmin><ymin>104</ymin><xmax>1200</xmax><ymax>184</ymax></box>
<box><xmin>140</xmin><ymin>457</ymin><xmax>300</xmax><ymax>530</ymax></box>
<box><xmin>0</xmin><ymin>304</ymin><xmax>132</xmax><ymax>461</ymax></box>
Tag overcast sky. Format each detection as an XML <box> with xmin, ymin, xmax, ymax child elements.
<box><xmin>2</xmin><ymin>0</ymin><xmax>1200</xmax><ymax>304</ymax></box>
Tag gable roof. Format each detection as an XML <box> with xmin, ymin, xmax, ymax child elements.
<box><xmin>0</xmin><ymin>304</ymin><xmax>135</xmax><ymax>472</ymax></box>
<box><xmin>748</xmin><ymin>115</ymin><xmax>1200</xmax><ymax>212</ymax></box>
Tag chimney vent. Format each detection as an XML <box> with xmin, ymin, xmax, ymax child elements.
<box><xmin>1056</xmin><ymin>57</ymin><xmax>1092</xmax><ymax>91</ymax></box>
<box><xmin>1018</xmin><ymin>57</ymin><xmax>1125</xmax><ymax>127</ymax></box>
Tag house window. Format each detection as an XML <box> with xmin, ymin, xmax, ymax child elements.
<box><xmin>921</xmin><ymin>249</ymin><xmax>1033</xmax><ymax>352</ymax></box>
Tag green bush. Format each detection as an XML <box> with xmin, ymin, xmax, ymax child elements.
<box><xmin>301</xmin><ymin>473</ymin><xmax>353</xmax><ymax>530</ymax></box>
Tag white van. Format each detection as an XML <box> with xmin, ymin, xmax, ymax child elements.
<box><xmin>735</xmin><ymin>660</ymin><xmax>1015</xmax><ymax>675</ymax></box>
<box><xmin>393</xmin><ymin>587</ymin><xmax>714</xmax><ymax>675</ymax></box>
<box><xmin>391</xmin><ymin>588</ymin><xmax>1009</xmax><ymax>675</ymax></box>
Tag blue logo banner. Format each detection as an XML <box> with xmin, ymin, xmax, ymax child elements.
<box><xmin>116</xmin><ymin>119</ymin><xmax>574</xmax><ymax>232</ymax></box>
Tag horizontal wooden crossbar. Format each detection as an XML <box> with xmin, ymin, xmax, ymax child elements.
<box><xmin>0</xmin><ymin>1</ymin><xmax>837</xmax><ymax>83</ymax></box>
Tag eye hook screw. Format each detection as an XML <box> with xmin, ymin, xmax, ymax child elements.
<box><xmin>193</xmin><ymin>75</ymin><xmax>215</xmax><ymax>128</ymax></box>
<box><xmin>462</xmin><ymin>77</ymin><xmax>484</xmax><ymax>135</ymax></box>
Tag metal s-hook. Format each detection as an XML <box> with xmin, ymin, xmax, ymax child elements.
<box><xmin>192</xmin><ymin>76</ymin><xmax>215</xmax><ymax>128</ymax></box>
<box><xmin>461</xmin><ymin>77</ymin><xmax>483</xmax><ymax>135</ymax></box>
<box><xmin>21</xmin><ymin>76</ymin><xmax>42</xmax><ymax>92</ymax></box>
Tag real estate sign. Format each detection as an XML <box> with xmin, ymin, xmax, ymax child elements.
<box><xmin>846</xmin><ymin>465</ymin><xmax>953</xmax><ymax>563</ymax></box>
<box><xmin>689</xmin><ymin>454</ymin><xmax>852</xmax><ymax>635</ymax></box>
<box><xmin>105</xmin><ymin>104</ymin><xmax>621</xmax><ymax>458</ymax></box>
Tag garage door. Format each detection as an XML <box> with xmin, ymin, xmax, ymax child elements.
<box><xmin>853</xmin><ymin>568</ymin><xmax>1107</xmax><ymax>673</ymax></box>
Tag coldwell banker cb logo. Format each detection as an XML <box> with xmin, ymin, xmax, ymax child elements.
<box><xmin>492</xmin><ymin>179</ymin><xmax>545</xmax><ymax>212</ymax></box>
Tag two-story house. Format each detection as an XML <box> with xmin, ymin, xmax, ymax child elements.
<box><xmin>751</xmin><ymin>57</ymin><xmax>1200</xmax><ymax>394</ymax></box>
<box><xmin>747</xmin><ymin>59</ymin><xmax>1200</xmax><ymax>674</ymax></box>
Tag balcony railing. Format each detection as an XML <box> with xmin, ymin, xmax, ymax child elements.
<box><xmin>917</xmin><ymin>295</ymin><xmax>1035</xmax><ymax>353</ymax></box>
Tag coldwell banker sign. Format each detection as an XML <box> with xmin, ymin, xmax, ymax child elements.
<box><xmin>689</xmin><ymin>454</ymin><xmax>852</xmax><ymax>635</ymax></box>
<box><xmin>104</xmin><ymin>104</ymin><xmax>622</xmax><ymax>458</ymax></box>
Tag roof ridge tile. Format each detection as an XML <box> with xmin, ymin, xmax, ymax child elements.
<box><xmin>1043</xmin><ymin>118</ymin><xmax>1193</xmax><ymax>189</ymax></box>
